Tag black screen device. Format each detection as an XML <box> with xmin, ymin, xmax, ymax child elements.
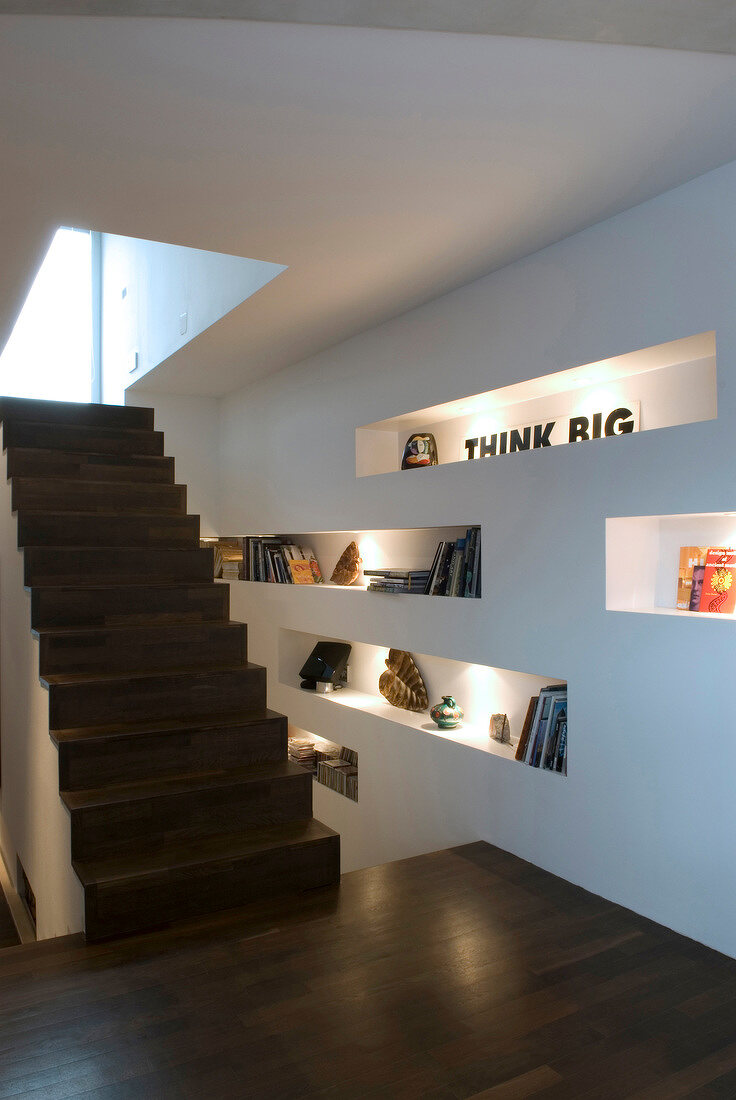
<box><xmin>299</xmin><ymin>641</ymin><xmax>351</xmax><ymax>690</ymax></box>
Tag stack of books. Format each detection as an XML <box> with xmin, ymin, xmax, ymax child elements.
<box><xmin>425</xmin><ymin>527</ymin><xmax>481</xmax><ymax>597</ymax></box>
<box><xmin>244</xmin><ymin>538</ymin><xmax>323</xmax><ymax>584</ymax></box>
<box><xmin>515</xmin><ymin>685</ymin><xmax>567</xmax><ymax>774</ymax></box>
<box><xmin>317</xmin><ymin>747</ymin><xmax>358</xmax><ymax>802</ymax></box>
<box><xmin>287</xmin><ymin>737</ymin><xmax>318</xmax><ymax>774</ymax></box>
<box><xmin>364</xmin><ymin>569</ymin><xmax>430</xmax><ymax>594</ymax></box>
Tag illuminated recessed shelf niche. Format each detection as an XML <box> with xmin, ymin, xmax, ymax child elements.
<box><xmin>356</xmin><ymin>332</ymin><xmax>716</xmax><ymax>477</ymax></box>
<box><xmin>607</xmin><ymin>511</ymin><xmax>736</xmax><ymax>620</ymax></box>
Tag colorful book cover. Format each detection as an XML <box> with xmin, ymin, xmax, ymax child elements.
<box><xmin>677</xmin><ymin>546</ymin><xmax>708</xmax><ymax>610</ymax></box>
<box><xmin>298</xmin><ymin>546</ymin><xmax>323</xmax><ymax>583</ymax></box>
<box><xmin>288</xmin><ymin>559</ymin><xmax>315</xmax><ymax>584</ymax></box>
<box><xmin>698</xmin><ymin>548</ymin><xmax>736</xmax><ymax>613</ymax></box>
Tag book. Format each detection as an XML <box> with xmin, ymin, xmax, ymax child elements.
<box><xmin>542</xmin><ymin>699</ymin><xmax>567</xmax><ymax>770</ymax></box>
<box><xmin>432</xmin><ymin>542</ymin><xmax>455</xmax><ymax>595</ymax></box>
<box><xmin>689</xmin><ymin>565</ymin><xmax>705</xmax><ymax>610</ymax></box>
<box><xmin>364</xmin><ymin>569</ymin><xmax>431</xmax><ymax>579</ymax></box>
<box><xmin>424</xmin><ymin>542</ymin><xmax>445</xmax><ymax>594</ymax></box>
<box><xmin>515</xmin><ymin>696</ymin><xmax>538</xmax><ymax>760</ymax></box>
<box><xmin>298</xmin><ymin>545</ymin><xmax>324</xmax><ymax>583</ymax></box>
<box><xmin>677</xmin><ymin>546</ymin><xmax>708</xmax><ymax>610</ymax></box>
<box><xmin>697</xmin><ymin>547</ymin><xmax>736</xmax><ymax>614</ymax></box>
<box><xmin>289</xmin><ymin>559</ymin><xmax>315</xmax><ymax>584</ymax></box>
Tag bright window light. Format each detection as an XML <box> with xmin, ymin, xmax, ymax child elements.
<box><xmin>0</xmin><ymin>227</ymin><xmax>92</xmax><ymax>402</ymax></box>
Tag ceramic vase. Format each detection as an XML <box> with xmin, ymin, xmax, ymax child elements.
<box><xmin>430</xmin><ymin>695</ymin><xmax>463</xmax><ymax>729</ymax></box>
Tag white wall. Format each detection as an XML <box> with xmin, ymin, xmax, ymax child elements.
<box><xmin>216</xmin><ymin>158</ymin><xmax>736</xmax><ymax>958</ymax></box>
<box><xmin>0</xmin><ymin>432</ymin><xmax>85</xmax><ymax>939</ymax></box>
<box><xmin>125</xmin><ymin>390</ymin><xmax>220</xmax><ymax>537</ymax></box>
<box><xmin>101</xmin><ymin>233</ymin><xmax>284</xmax><ymax>404</ymax></box>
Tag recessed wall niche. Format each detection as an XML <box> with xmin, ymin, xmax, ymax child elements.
<box><xmin>356</xmin><ymin>332</ymin><xmax>716</xmax><ymax>477</ymax></box>
<box><xmin>607</xmin><ymin>511</ymin><xmax>736</xmax><ymax>619</ymax></box>
<box><xmin>278</xmin><ymin>627</ymin><xmax>566</xmax><ymax>768</ymax></box>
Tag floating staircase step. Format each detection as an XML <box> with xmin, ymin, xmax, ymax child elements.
<box><xmin>17</xmin><ymin>511</ymin><xmax>200</xmax><ymax>549</ymax></box>
<box><xmin>12</xmin><ymin>477</ymin><xmax>187</xmax><ymax>515</ymax></box>
<box><xmin>45</xmin><ymin>663</ymin><xmax>267</xmax><ymax>728</ymax></box>
<box><xmin>24</xmin><ymin>546</ymin><xmax>214</xmax><ymax>587</ymax></box>
<box><xmin>54</xmin><ymin>710</ymin><xmax>287</xmax><ymax>790</ymax></box>
<box><xmin>37</xmin><ymin>620</ymin><xmax>247</xmax><ymax>676</ymax></box>
<box><xmin>0</xmin><ymin>397</ymin><xmax>154</xmax><ymax>431</ymax></box>
<box><xmin>31</xmin><ymin>581</ymin><xmax>228</xmax><ymax>629</ymax></box>
<box><xmin>64</xmin><ymin>762</ymin><xmax>313</xmax><ymax>861</ymax></box>
<box><xmin>3</xmin><ymin>420</ymin><xmax>165</xmax><ymax>456</ymax></box>
<box><xmin>75</xmin><ymin>819</ymin><xmax>340</xmax><ymax>941</ymax></box>
<box><xmin>6</xmin><ymin>447</ymin><xmax>175</xmax><ymax>483</ymax></box>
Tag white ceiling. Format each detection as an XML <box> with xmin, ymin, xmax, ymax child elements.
<box><xmin>2</xmin><ymin>15</ymin><xmax>736</xmax><ymax>396</ymax></box>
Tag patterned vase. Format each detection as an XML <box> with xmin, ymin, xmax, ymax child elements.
<box><xmin>430</xmin><ymin>695</ymin><xmax>463</xmax><ymax>729</ymax></box>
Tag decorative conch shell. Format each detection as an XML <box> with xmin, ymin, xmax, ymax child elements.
<box><xmin>330</xmin><ymin>541</ymin><xmax>362</xmax><ymax>586</ymax></box>
<box><xmin>378</xmin><ymin>649</ymin><xmax>428</xmax><ymax>712</ymax></box>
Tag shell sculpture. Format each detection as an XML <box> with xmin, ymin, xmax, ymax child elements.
<box><xmin>330</xmin><ymin>541</ymin><xmax>362</xmax><ymax>586</ymax></box>
<box><xmin>378</xmin><ymin>649</ymin><xmax>428</xmax><ymax>712</ymax></box>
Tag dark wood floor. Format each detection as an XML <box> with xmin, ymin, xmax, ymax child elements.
<box><xmin>1</xmin><ymin>842</ymin><xmax>736</xmax><ymax>1099</ymax></box>
<box><xmin>0</xmin><ymin>889</ymin><xmax>19</xmax><ymax>950</ymax></box>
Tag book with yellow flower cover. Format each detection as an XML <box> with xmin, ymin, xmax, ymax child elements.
<box><xmin>697</xmin><ymin>548</ymin><xmax>736</xmax><ymax>613</ymax></box>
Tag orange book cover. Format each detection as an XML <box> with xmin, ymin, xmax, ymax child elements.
<box><xmin>677</xmin><ymin>546</ymin><xmax>708</xmax><ymax>609</ymax></box>
<box><xmin>698</xmin><ymin>548</ymin><xmax>736</xmax><ymax>613</ymax></box>
<box><xmin>289</xmin><ymin>559</ymin><xmax>315</xmax><ymax>585</ymax></box>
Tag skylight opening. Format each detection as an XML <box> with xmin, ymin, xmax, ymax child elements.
<box><xmin>0</xmin><ymin>227</ymin><xmax>93</xmax><ymax>403</ymax></box>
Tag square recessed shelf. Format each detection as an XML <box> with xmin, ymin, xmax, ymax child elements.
<box><xmin>607</xmin><ymin>511</ymin><xmax>736</xmax><ymax>619</ymax></box>
<box><xmin>279</xmin><ymin>628</ymin><xmax>566</xmax><ymax>772</ymax></box>
<box><xmin>356</xmin><ymin>332</ymin><xmax>716</xmax><ymax>477</ymax></box>
<box><xmin>288</xmin><ymin>727</ymin><xmax>358</xmax><ymax>802</ymax></box>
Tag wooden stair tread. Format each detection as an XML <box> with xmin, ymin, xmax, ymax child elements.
<box><xmin>41</xmin><ymin>660</ymin><xmax>259</xmax><ymax>688</ymax></box>
<box><xmin>62</xmin><ymin>761</ymin><xmax>309</xmax><ymax>810</ymax></box>
<box><xmin>0</xmin><ymin>397</ymin><xmax>154</xmax><ymax>430</ymax></box>
<box><xmin>51</xmin><ymin>707</ymin><xmax>286</xmax><ymax>744</ymax></box>
<box><xmin>34</xmin><ymin>618</ymin><xmax>244</xmax><ymax>638</ymax></box>
<box><xmin>74</xmin><ymin>819</ymin><xmax>339</xmax><ymax>886</ymax></box>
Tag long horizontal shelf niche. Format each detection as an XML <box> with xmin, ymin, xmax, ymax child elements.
<box><xmin>607</xmin><ymin>510</ymin><xmax>736</xmax><ymax>620</ymax></box>
<box><xmin>279</xmin><ymin>628</ymin><xmax>567</xmax><ymax>773</ymax></box>
<box><xmin>201</xmin><ymin>526</ymin><xmax>481</xmax><ymax>598</ymax></box>
<box><xmin>356</xmin><ymin>332</ymin><xmax>716</xmax><ymax>477</ymax></box>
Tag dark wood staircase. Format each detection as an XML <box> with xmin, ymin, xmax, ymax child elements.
<box><xmin>0</xmin><ymin>396</ymin><xmax>339</xmax><ymax>941</ymax></box>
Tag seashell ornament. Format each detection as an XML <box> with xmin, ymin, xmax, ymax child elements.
<box><xmin>330</xmin><ymin>541</ymin><xmax>362</xmax><ymax>586</ymax></box>
<box><xmin>378</xmin><ymin>648</ymin><xmax>428</xmax><ymax>712</ymax></box>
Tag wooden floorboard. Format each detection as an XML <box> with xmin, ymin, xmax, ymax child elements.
<box><xmin>0</xmin><ymin>842</ymin><xmax>735</xmax><ymax>1098</ymax></box>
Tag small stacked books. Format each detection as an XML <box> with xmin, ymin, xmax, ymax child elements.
<box><xmin>287</xmin><ymin>737</ymin><xmax>317</xmax><ymax>774</ymax></box>
<box><xmin>364</xmin><ymin>569</ymin><xmax>430</xmax><ymax>594</ymax></box>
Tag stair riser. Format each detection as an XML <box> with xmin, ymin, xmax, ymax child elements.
<box><xmin>59</xmin><ymin>716</ymin><xmax>288</xmax><ymax>790</ymax></box>
<box><xmin>40</xmin><ymin>624</ymin><xmax>247</xmax><ymax>676</ymax></box>
<box><xmin>25</xmin><ymin>547</ymin><xmax>214</xmax><ymax>587</ymax></box>
<box><xmin>32</xmin><ymin>583</ymin><xmax>229</xmax><ymax>629</ymax></box>
<box><xmin>70</xmin><ymin>773</ymin><xmax>313</xmax><ymax>861</ymax></box>
<box><xmin>3</xmin><ymin>421</ymin><xmax>164</xmax><ymax>456</ymax></box>
<box><xmin>0</xmin><ymin>398</ymin><xmax>154</xmax><ymax>430</ymax></box>
<box><xmin>48</xmin><ymin>666</ymin><xmax>267</xmax><ymax>728</ymax></box>
<box><xmin>18</xmin><ymin>513</ymin><xmax>200</xmax><ymax>549</ymax></box>
<box><xmin>82</xmin><ymin>834</ymin><xmax>340</xmax><ymax>941</ymax></box>
<box><xmin>6</xmin><ymin>449</ymin><xmax>174</xmax><ymax>484</ymax></box>
<box><xmin>12</xmin><ymin>479</ymin><xmax>186</xmax><ymax>515</ymax></box>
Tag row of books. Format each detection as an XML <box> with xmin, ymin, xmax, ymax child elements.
<box><xmin>318</xmin><ymin>753</ymin><xmax>358</xmax><ymax>802</ymax></box>
<box><xmin>288</xmin><ymin>737</ymin><xmax>359</xmax><ymax>801</ymax></box>
<box><xmin>677</xmin><ymin>546</ymin><xmax>736</xmax><ymax>614</ymax></box>
<box><xmin>365</xmin><ymin>528</ymin><xmax>482</xmax><ymax>597</ymax></box>
<box><xmin>515</xmin><ymin>685</ymin><xmax>567</xmax><ymax>774</ymax></box>
<box><xmin>244</xmin><ymin>538</ymin><xmax>324</xmax><ymax>584</ymax></box>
